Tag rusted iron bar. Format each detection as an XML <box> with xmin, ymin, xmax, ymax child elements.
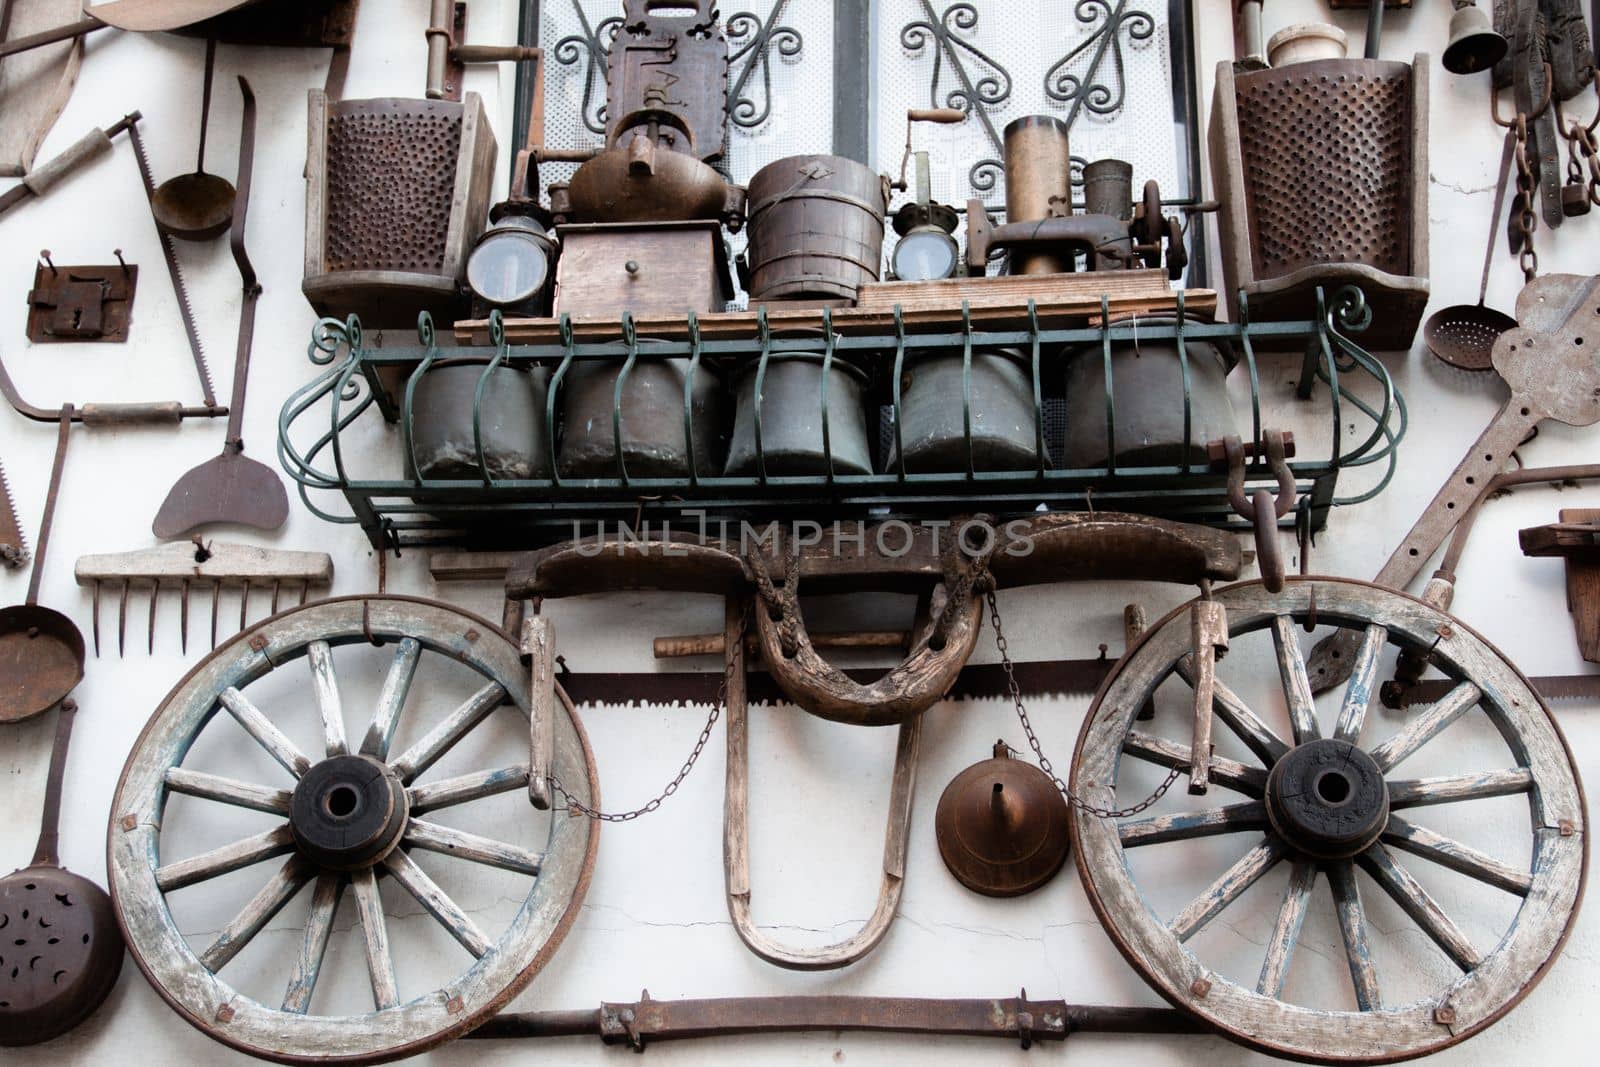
<box><xmin>470</xmin><ymin>994</ymin><xmax>1202</xmax><ymax>1049</ymax></box>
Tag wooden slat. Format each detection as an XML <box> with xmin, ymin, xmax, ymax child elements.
<box><xmin>1387</xmin><ymin>768</ymin><xmax>1534</xmax><ymax>809</ymax></box>
<box><xmin>854</xmin><ymin>270</ymin><xmax>1172</xmax><ymax>312</ymax></box>
<box><xmin>455</xmin><ymin>287</ymin><xmax>1220</xmax><ymax>345</ymax></box>
<box><xmin>220</xmin><ymin>687</ymin><xmax>312</xmax><ymax>778</ymax></box>
<box><xmin>1334</xmin><ymin>624</ymin><xmax>1387</xmax><ymax>744</ymax></box>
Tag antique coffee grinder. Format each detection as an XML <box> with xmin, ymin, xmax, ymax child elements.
<box><xmin>546</xmin><ymin>0</ymin><xmax>741</xmax><ymax>320</ymax></box>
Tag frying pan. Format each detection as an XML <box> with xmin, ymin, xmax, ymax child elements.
<box><xmin>0</xmin><ymin>697</ymin><xmax>125</xmax><ymax>1045</ymax></box>
<box><xmin>0</xmin><ymin>411</ymin><xmax>84</xmax><ymax>723</ymax></box>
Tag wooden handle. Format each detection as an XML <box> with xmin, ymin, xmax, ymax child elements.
<box><xmin>22</xmin><ymin>128</ymin><xmax>113</xmax><ymax>197</ymax></box>
<box><xmin>522</xmin><ymin>616</ymin><xmax>555</xmax><ymax>810</ymax></box>
<box><xmin>655</xmin><ymin>630</ymin><xmax>910</xmax><ymax>658</ymax></box>
<box><xmin>908</xmin><ymin>108</ymin><xmax>967</xmax><ymax>124</ymax></box>
<box><xmin>80</xmin><ymin>402</ymin><xmax>184</xmax><ymax>426</ymax></box>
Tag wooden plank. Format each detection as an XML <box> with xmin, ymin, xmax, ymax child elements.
<box><xmin>455</xmin><ymin>288</ymin><xmax>1220</xmax><ymax>345</ymax></box>
<box><xmin>76</xmin><ymin>541</ymin><xmax>334</xmax><ymax>586</ymax></box>
<box><xmin>854</xmin><ymin>270</ymin><xmax>1170</xmax><ymax>312</ymax></box>
<box><xmin>524</xmin><ymin>615</ymin><xmax>556</xmax><ymax>809</ymax></box>
<box><xmin>1334</xmin><ymin>624</ymin><xmax>1387</xmax><ymax>744</ymax></box>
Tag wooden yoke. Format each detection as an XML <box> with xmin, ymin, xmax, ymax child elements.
<box><xmin>503</xmin><ymin>513</ymin><xmax>1241</xmax><ymax>727</ymax></box>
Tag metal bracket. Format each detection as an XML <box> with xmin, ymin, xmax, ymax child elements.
<box><xmin>25</xmin><ymin>254</ymin><xmax>138</xmax><ymax>343</ymax></box>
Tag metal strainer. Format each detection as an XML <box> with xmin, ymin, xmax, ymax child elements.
<box><xmin>1425</xmin><ymin>129</ymin><xmax>1519</xmax><ymax>371</ymax></box>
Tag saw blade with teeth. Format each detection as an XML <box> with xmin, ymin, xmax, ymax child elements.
<box><xmin>1392</xmin><ymin>675</ymin><xmax>1600</xmax><ymax>705</ymax></box>
<box><xmin>126</xmin><ymin>120</ymin><xmax>217</xmax><ymax>409</ymax></box>
<box><xmin>0</xmin><ymin>459</ymin><xmax>28</xmax><ymax>569</ymax></box>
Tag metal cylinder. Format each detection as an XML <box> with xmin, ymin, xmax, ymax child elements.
<box><xmin>1063</xmin><ymin>318</ymin><xmax>1238</xmax><ymax>469</ymax></box>
<box><xmin>744</xmin><ymin>155</ymin><xmax>888</xmax><ymax>303</ymax></box>
<box><xmin>1003</xmin><ymin>116</ymin><xmax>1072</xmax><ymax>275</ymax></box>
<box><xmin>408</xmin><ymin>361</ymin><xmax>551</xmax><ymax>482</ymax></box>
<box><xmin>889</xmin><ymin>347</ymin><xmax>1048</xmax><ymax>473</ymax></box>
<box><xmin>1082</xmin><ymin>159</ymin><xmax>1134</xmax><ymax>220</ymax></box>
<box><xmin>556</xmin><ymin>350</ymin><xmax>727</xmax><ymax>479</ymax></box>
<box><xmin>726</xmin><ymin>353</ymin><xmax>873</xmax><ymax>476</ymax></box>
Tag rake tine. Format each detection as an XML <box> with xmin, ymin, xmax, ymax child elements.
<box><xmin>180</xmin><ymin>578</ymin><xmax>190</xmax><ymax>655</ymax></box>
<box><xmin>118</xmin><ymin>581</ymin><xmax>128</xmax><ymax>658</ymax></box>
<box><xmin>92</xmin><ymin>580</ymin><xmax>102</xmax><ymax>657</ymax></box>
<box><xmin>299</xmin><ymin>580</ymin><xmax>309</xmax><ymax>607</ymax></box>
<box><xmin>240</xmin><ymin>581</ymin><xmax>250</xmax><ymax>634</ymax></box>
<box><xmin>210</xmin><ymin>581</ymin><xmax>220</xmax><ymax>650</ymax></box>
<box><xmin>271</xmin><ymin>578</ymin><xmax>281</xmax><ymax>616</ymax></box>
<box><xmin>148</xmin><ymin>581</ymin><xmax>158</xmax><ymax>655</ymax></box>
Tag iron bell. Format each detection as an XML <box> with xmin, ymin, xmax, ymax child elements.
<box><xmin>1442</xmin><ymin>3</ymin><xmax>1508</xmax><ymax>76</ymax></box>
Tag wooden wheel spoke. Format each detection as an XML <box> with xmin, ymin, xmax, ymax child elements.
<box><xmin>1381</xmin><ymin>816</ymin><xmax>1532</xmax><ymax>896</ymax></box>
<box><xmin>156</xmin><ymin>825</ymin><xmax>296</xmax><ymax>892</ymax></box>
<box><xmin>220</xmin><ymin>687</ymin><xmax>313</xmax><ymax>778</ymax></box>
<box><xmin>308</xmin><ymin>639</ymin><xmax>349</xmax><ymax>757</ymax></box>
<box><xmin>350</xmin><ymin>867</ymin><xmax>399</xmax><ymax>1010</ymax></box>
<box><xmin>1387</xmin><ymin>768</ymin><xmax>1534</xmax><ymax>809</ymax></box>
<box><xmin>1328</xmin><ymin>861</ymin><xmax>1381</xmax><ymax>1010</ymax></box>
<box><xmin>408</xmin><ymin>765</ymin><xmax>530</xmax><ymax>814</ymax></box>
<box><xmin>1357</xmin><ymin>844</ymin><xmax>1482</xmax><ymax>971</ymax></box>
<box><xmin>1368</xmin><ymin>682</ymin><xmax>1481</xmax><ymax>772</ymax></box>
<box><xmin>384</xmin><ymin>851</ymin><xmax>493</xmax><ymax>958</ymax></box>
<box><xmin>360</xmin><ymin>637</ymin><xmax>422</xmax><ymax>760</ymax></box>
<box><xmin>164</xmin><ymin>767</ymin><xmax>291</xmax><ymax>815</ymax></box>
<box><xmin>283</xmin><ymin>874</ymin><xmax>345</xmax><ymax>1014</ymax></box>
<box><xmin>1123</xmin><ymin>731</ymin><xmax>1268</xmax><ymax>798</ymax></box>
<box><xmin>390</xmin><ymin>682</ymin><xmax>507</xmax><ymax>783</ymax></box>
<box><xmin>1257</xmin><ymin>860</ymin><xmax>1317</xmax><ymax>998</ymax></box>
<box><xmin>1272</xmin><ymin>615</ymin><xmax>1321</xmax><ymax>745</ymax></box>
<box><xmin>405</xmin><ymin>819</ymin><xmax>544</xmax><ymax>876</ymax></box>
<box><xmin>1168</xmin><ymin>836</ymin><xmax>1287</xmax><ymax>942</ymax></box>
<box><xmin>199</xmin><ymin>857</ymin><xmax>315</xmax><ymax>972</ymax></box>
<box><xmin>1119</xmin><ymin>801</ymin><xmax>1269</xmax><ymax>848</ymax></box>
<box><xmin>1177</xmin><ymin>658</ymin><xmax>1289</xmax><ymax>765</ymax></box>
<box><xmin>1334</xmin><ymin>624</ymin><xmax>1388</xmax><ymax>744</ymax></box>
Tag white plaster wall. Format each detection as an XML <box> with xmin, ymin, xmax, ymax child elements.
<box><xmin>1</xmin><ymin>2</ymin><xmax>1596</xmax><ymax>1065</ymax></box>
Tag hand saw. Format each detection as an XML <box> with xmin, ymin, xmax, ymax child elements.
<box><xmin>554</xmin><ymin>656</ymin><xmax>1115</xmax><ymax>707</ymax></box>
<box><xmin>1389</xmin><ymin>674</ymin><xmax>1600</xmax><ymax>705</ymax></box>
<box><xmin>0</xmin><ymin>457</ymin><xmax>27</xmax><ymax>569</ymax></box>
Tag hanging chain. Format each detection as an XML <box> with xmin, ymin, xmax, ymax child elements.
<box><xmin>1513</xmin><ymin>115</ymin><xmax>1540</xmax><ymax>280</ymax></box>
<box><xmin>985</xmin><ymin>589</ymin><xmax>1181</xmax><ymax>820</ymax></box>
<box><xmin>547</xmin><ymin>608</ymin><xmax>744</xmax><ymax>822</ymax></box>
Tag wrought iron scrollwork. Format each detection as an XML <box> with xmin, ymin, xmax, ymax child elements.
<box><xmin>552</xmin><ymin>4</ymin><xmax>623</xmax><ymax>135</ymax></box>
<box><xmin>1044</xmin><ymin>0</ymin><xmax>1155</xmax><ymax>128</ymax></box>
<box><xmin>901</xmin><ymin>1</ymin><xmax>1013</xmax><ymax>162</ymax></box>
<box><xmin>727</xmin><ymin>1</ymin><xmax>804</xmax><ymax>129</ymax></box>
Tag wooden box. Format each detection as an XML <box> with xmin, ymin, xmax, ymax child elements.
<box><xmin>553</xmin><ymin>221</ymin><xmax>733</xmax><ymax>320</ymax></box>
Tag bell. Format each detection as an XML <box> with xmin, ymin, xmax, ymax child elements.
<box><xmin>934</xmin><ymin>741</ymin><xmax>1071</xmax><ymax>897</ymax></box>
<box><xmin>1442</xmin><ymin>3</ymin><xmax>1508</xmax><ymax>76</ymax></box>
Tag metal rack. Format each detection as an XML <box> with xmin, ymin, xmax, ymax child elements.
<box><xmin>278</xmin><ymin>286</ymin><xmax>1404</xmax><ymax>550</ymax></box>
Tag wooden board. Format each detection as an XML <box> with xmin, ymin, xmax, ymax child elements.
<box><xmin>455</xmin><ymin>286</ymin><xmax>1218</xmax><ymax>346</ymax></box>
<box><xmin>854</xmin><ymin>269</ymin><xmax>1170</xmax><ymax>312</ymax></box>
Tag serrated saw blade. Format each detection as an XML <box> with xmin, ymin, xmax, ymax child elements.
<box><xmin>556</xmin><ymin>657</ymin><xmax>1113</xmax><ymax>707</ymax></box>
<box><xmin>0</xmin><ymin>458</ymin><xmax>27</xmax><ymax>569</ymax></box>
<box><xmin>1392</xmin><ymin>675</ymin><xmax>1600</xmax><ymax>705</ymax></box>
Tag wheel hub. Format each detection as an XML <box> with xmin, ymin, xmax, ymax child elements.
<box><xmin>289</xmin><ymin>754</ymin><xmax>409</xmax><ymax>870</ymax></box>
<box><xmin>1265</xmin><ymin>739</ymin><xmax>1389</xmax><ymax>859</ymax></box>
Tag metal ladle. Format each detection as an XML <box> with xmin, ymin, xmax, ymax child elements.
<box><xmin>0</xmin><ymin>412</ymin><xmax>85</xmax><ymax>723</ymax></box>
<box><xmin>1425</xmin><ymin>128</ymin><xmax>1519</xmax><ymax>371</ymax></box>
<box><xmin>149</xmin><ymin>38</ymin><xmax>235</xmax><ymax>242</ymax></box>
<box><xmin>0</xmin><ymin>697</ymin><xmax>125</xmax><ymax>1046</ymax></box>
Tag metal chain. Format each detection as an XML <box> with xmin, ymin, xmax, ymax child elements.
<box><xmin>1514</xmin><ymin>116</ymin><xmax>1540</xmax><ymax>280</ymax></box>
<box><xmin>985</xmin><ymin>590</ymin><xmax>1182</xmax><ymax>820</ymax></box>
<box><xmin>547</xmin><ymin>610</ymin><xmax>744</xmax><ymax>822</ymax></box>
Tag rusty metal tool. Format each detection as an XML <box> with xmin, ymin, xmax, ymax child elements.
<box><xmin>1425</xmin><ymin>128</ymin><xmax>1520</xmax><ymax>371</ymax></box>
<box><xmin>0</xmin><ymin>410</ymin><xmax>84</xmax><ymax>723</ymax></box>
<box><xmin>0</xmin><ymin>113</ymin><xmax>139</xmax><ymax>218</ymax></box>
<box><xmin>935</xmin><ymin>741</ymin><xmax>1071</xmax><ymax>897</ymax></box>
<box><xmin>153</xmin><ymin>75</ymin><xmax>286</xmax><ymax>539</ymax></box>
<box><xmin>0</xmin><ymin>697</ymin><xmax>124</xmax><ymax>1046</ymax></box>
<box><xmin>127</xmin><ymin>106</ymin><xmax>216</xmax><ymax>409</ymax></box>
<box><xmin>76</xmin><ymin>540</ymin><xmax>333</xmax><ymax>655</ymax></box>
<box><xmin>1390</xmin><ymin>673</ymin><xmax>1600</xmax><ymax>704</ymax></box>
<box><xmin>25</xmin><ymin>249</ymin><xmax>137</xmax><ymax>343</ymax></box>
<box><xmin>1521</xmin><ymin>509</ymin><xmax>1600</xmax><ymax>661</ymax></box>
<box><xmin>1309</xmin><ymin>273</ymin><xmax>1600</xmax><ymax>691</ymax></box>
<box><xmin>149</xmin><ymin>37</ymin><xmax>233</xmax><ymax>241</ymax></box>
<box><xmin>469</xmin><ymin>993</ymin><xmax>1202</xmax><ymax>1048</ymax></box>
<box><xmin>0</xmin><ymin>457</ymin><xmax>27</xmax><ymax>568</ymax></box>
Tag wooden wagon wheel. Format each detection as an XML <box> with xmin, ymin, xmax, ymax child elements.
<box><xmin>107</xmin><ymin>596</ymin><xmax>599</xmax><ymax>1065</ymax></box>
<box><xmin>1070</xmin><ymin>578</ymin><xmax>1586</xmax><ymax>1064</ymax></box>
